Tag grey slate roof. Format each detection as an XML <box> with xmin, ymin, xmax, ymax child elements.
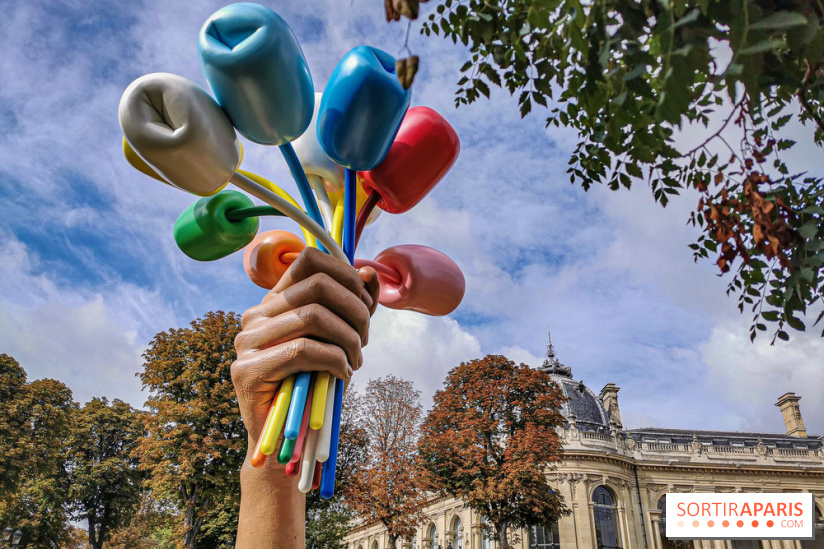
<box><xmin>626</xmin><ymin>427</ymin><xmax>823</xmax><ymax>450</ymax></box>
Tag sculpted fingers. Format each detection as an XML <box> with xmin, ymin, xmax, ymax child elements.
<box><xmin>271</xmin><ymin>247</ymin><xmax>368</xmax><ymax>303</ymax></box>
<box><xmin>358</xmin><ymin>266</ymin><xmax>381</xmax><ymax>316</ymax></box>
<box><xmin>234</xmin><ymin>337</ymin><xmax>352</xmax><ymax>392</ymax></box>
<box><xmin>234</xmin><ymin>303</ymin><xmax>362</xmax><ymax>369</ymax></box>
<box><xmin>242</xmin><ymin>272</ymin><xmax>372</xmax><ymax>345</ymax></box>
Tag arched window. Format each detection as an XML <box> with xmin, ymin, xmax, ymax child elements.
<box><xmin>529</xmin><ymin>522</ymin><xmax>561</xmax><ymax>549</ymax></box>
<box><xmin>426</xmin><ymin>523</ymin><xmax>438</xmax><ymax>549</ymax></box>
<box><xmin>657</xmin><ymin>496</ymin><xmax>690</xmax><ymax>549</ymax></box>
<box><xmin>410</xmin><ymin>532</ymin><xmax>417</xmax><ymax>549</ymax></box>
<box><xmin>451</xmin><ymin>516</ymin><xmax>463</xmax><ymax>549</ymax></box>
<box><xmin>371</xmin><ymin>542</ymin><xmax>379</xmax><ymax>549</ymax></box>
<box><xmin>593</xmin><ymin>486</ymin><xmax>622</xmax><ymax>549</ymax></box>
<box><xmin>480</xmin><ymin>516</ymin><xmax>494</xmax><ymax>549</ymax></box>
<box><xmin>802</xmin><ymin>505</ymin><xmax>824</xmax><ymax>549</ymax></box>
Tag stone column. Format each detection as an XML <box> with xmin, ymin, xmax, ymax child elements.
<box><xmin>648</xmin><ymin>510</ymin><xmax>662</xmax><ymax>549</ymax></box>
<box><xmin>616</xmin><ymin>494</ymin><xmax>633</xmax><ymax>549</ymax></box>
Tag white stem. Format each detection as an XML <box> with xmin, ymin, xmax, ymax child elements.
<box><xmin>230</xmin><ymin>172</ymin><xmax>347</xmax><ymax>262</ymax></box>
<box><xmin>308</xmin><ymin>174</ymin><xmax>334</xmax><ymax>230</ymax></box>
<box><xmin>298</xmin><ymin>428</ymin><xmax>319</xmax><ymax>493</ymax></box>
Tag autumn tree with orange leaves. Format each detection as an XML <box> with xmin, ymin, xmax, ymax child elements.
<box><xmin>346</xmin><ymin>375</ymin><xmax>428</xmax><ymax>549</ymax></box>
<box><xmin>136</xmin><ymin>311</ymin><xmax>246</xmax><ymax>548</ymax></box>
<box><xmin>418</xmin><ymin>355</ymin><xmax>568</xmax><ymax>549</ymax></box>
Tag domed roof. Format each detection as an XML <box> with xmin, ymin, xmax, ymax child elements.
<box><xmin>539</xmin><ymin>330</ymin><xmax>610</xmax><ymax>434</ymax></box>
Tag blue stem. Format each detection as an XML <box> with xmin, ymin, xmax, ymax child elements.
<box><xmin>279</xmin><ymin>143</ymin><xmax>328</xmax><ymax>253</ymax></box>
<box><xmin>343</xmin><ymin>168</ymin><xmax>357</xmax><ymax>263</ymax></box>
<box><xmin>319</xmin><ymin>377</ymin><xmax>345</xmax><ymax>499</ymax></box>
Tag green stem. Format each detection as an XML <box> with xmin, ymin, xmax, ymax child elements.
<box><xmin>225</xmin><ymin>206</ymin><xmax>285</xmax><ymax>222</ymax></box>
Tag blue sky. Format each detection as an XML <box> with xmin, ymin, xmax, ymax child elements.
<box><xmin>1</xmin><ymin>0</ymin><xmax>822</xmax><ymax>435</ymax></box>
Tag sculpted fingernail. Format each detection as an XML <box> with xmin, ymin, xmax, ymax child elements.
<box><xmin>347</xmin><ymin>366</ymin><xmax>354</xmax><ymax>378</ymax></box>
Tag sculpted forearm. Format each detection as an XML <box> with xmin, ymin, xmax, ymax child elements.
<box><xmin>232</xmin><ymin>248</ymin><xmax>380</xmax><ymax>548</ymax></box>
<box><xmin>237</xmin><ymin>446</ymin><xmax>305</xmax><ymax>549</ymax></box>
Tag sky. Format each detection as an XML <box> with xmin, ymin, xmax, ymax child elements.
<box><xmin>0</xmin><ymin>0</ymin><xmax>822</xmax><ymax>437</ymax></box>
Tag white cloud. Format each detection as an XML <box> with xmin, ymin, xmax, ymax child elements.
<box><xmin>360</xmin><ymin>308</ymin><xmax>481</xmax><ymax>409</ymax></box>
<box><xmin>0</xmin><ymin>234</ymin><xmax>174</xmax><ymax>407</ymax></box>
<box><xmin>702</xmin><ymin>318</ymin><xmax>824</xmax><ymax>434</ymax></box>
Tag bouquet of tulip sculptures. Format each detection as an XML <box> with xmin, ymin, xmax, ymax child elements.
<box><xmin>118</xmin><ymin>3</ymin><xmax>465</xmax><ymax>499</ymax></box>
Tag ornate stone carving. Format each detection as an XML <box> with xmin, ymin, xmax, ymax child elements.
<box><xmin>624</xmin><ymin>436</ymin><xmax>637</xmax><ymax>451</ymax></box>
<box><xmin>756</xmin><ymin>439</ymin><xmax>768</xmax><ymax>457</ymax></box>
<box><xmin>540</xmin><ymin>327</ymin><xmax>572</xmax><ymax>378</ymax></box>
<box><xmin>690</xmin><ymin>434</ymin><xmax>704</xmax><ymax>455</ymax></box>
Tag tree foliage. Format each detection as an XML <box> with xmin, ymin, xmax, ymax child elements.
<box><xmin>0</xmin><ymin>355</ymin><xmax>75</xmax><ymax>548</ymax></box>
<box><xmin>105</xmin><ymin>493</ymin><xmax>182</xmax><ymax>549</ymax></box>
<box><xmin>418</xmin><ymin>0</ymin><xmax>824</xmax><ymax>341</ymax></box>
<box><xmin>66</xmin><ymin>397</ymin><xmax>144</xmax><ymax>549</ymax></box>
<box><xmin>418</xmin><ymin>355</ymin><xmax>567</xmax><ymax>549</ymax></box>
<box><xmin>306</xmin><ymin>383</ymin><xmax>369</xmax><ymax>549</ymax></box>
<box><xmin>346</xmin><ymin>376</ymin><xmax>428</xmax><ymax>549</ymax></box>
<box><xmin>136</xmin><ymin>311</ymin><xmax>246</xmax><ymax>549</ymax></box>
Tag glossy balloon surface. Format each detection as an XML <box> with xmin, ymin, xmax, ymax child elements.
<box><xmin>354</xmin><ymin>245</ymin><xmax>465</xmax><ymax>316</ymax></box>
<box><xmin>317</xmin><ymin>46</ymin><xmax>410</xmax><ymax>170</ymax></box>
<box><xmin>293</xmin><ymin>92</ymin><xmax>345</xmax><ymax>192</ymax></box>
<box><xmin>243</xmin><ymin>230</ymin><xmax>306</xmax><ymax>289</ymax></box>
<box><xmin>361</xmin><ymin>106</ymin><xmax>460</xmax><ymax>214</ymax></box>
<box><xmin>173</xmin><ymin>190</ymin><xmax>259</xmax><ymax>261</ymax></box>
<box><xmin>198</xmin><ymin>2</ymin><xmax>314</xmax><ymax>145</ymax></box>
<box><xmin>122</xmin><ymin>139</ymin><xmax>166</xmax><ymax>183</ymax></box>
<box><xmin>118</xmin><ymin>72</ymin><xmax>240</xmax><ymax>196</ymax></box>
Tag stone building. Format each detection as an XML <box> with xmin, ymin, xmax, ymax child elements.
<box><xmin>344</xmin><ymin>335</ymin><xmax>824</xmax><ymax>549</ymax></box>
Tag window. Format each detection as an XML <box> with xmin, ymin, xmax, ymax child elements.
<box><xmin>657</xmin><ymin>496</ymin><xmax>690</xmax><ymax>549</ymax></box>
<box><xmin>371</xmin><ymin>542</ymin><xmax>379</xmax><ymax>549</ymax></box>
<box><xmin>731</xmin><ymin>541</ymin><xmax>760</xmax><ymax>549</ymax></box>
<box><xmin>802</xmin><ymin>505</ymin><xmax>824</xmax><ymax>549</ymax></box>
<box><xmin>480</xmin><ymin>517</ymin><xmax>493</xmax><ymax>549</ymax></box>
<box><xmin>530</xmin><ymin>523</ymin><xmax>561</xmax><ymax>549</ymax></box>
<box><xmin>592</xmin><ymin>486</ymin><xmax>622</xmax><ymax>549</ymax></box>
<box><xmin>451</xmin><ymin>516</ymin><xmax>463</xmax><ymax>549</ymax></box>
<box><xmin>426</xmin><ymin>523</ymin><xmax>437</xmax><ymax>549</ymax></box>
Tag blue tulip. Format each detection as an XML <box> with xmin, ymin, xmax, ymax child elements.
<box><xmin>317</xmin><ymin>46</ymin><xmax>411</xmax><ymax>171</ymax></box>
<box><xmin>198</xmin><ymin>2</ymin><xmax>314</xmax><ymax>145</ymax></box>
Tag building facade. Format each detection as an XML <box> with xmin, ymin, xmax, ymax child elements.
<box><xmin>344</xmin><ymin>336</ymin><xmax>824</xmax><ymax>549</ymax></box>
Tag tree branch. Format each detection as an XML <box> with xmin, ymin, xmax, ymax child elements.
<box><xmin>796</xmin><ymin>59</ymin><xmax>824</xmax><ymax>135</ymax></box>
<box><xmin>684</xmin><ymin>97</ymin><xmax>745</xmax><ymax>158</ymax></box>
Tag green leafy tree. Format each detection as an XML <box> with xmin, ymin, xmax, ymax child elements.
<box><xmin>410</xmin><ymin>0</ymin><xmax>824</xmax><ymax>341</ymax></box>
<box><xmin>135</xmin><ymin>311</ymin><xmax>246</xmax><ymax>548</ymax></box>
<box><xmin>418</xmin><ymin>355</ymin><xmax>567</xmax><ymax>549</ymax></box>
<box><xmin>0</xmin><ymin>358</ymin><xmax>75</xmax><ymax>548</ymax></box>
<box><xmin>0</xmin><ymin>354</ymin><xmax>28</xmax><ymax>493</ymax></box>
<box><xmin>66</xmin><ymin>397</ymin><xmax>144</xmax><ymax>549</ymax></box>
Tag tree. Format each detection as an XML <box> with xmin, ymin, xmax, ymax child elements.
<box><xmin>105</xmin><ymin>493</ymin><xmax>182</xmax><ymax>549</ymax></box>
<box><xmin>0</xmin><ymin>354</ymin><xmax>28</xmax><ymax>493</ymax></box>
<box><xmin>0</xmin><ymin>366</ymin><xmax>76</xmax><ymax>548</ymax></box>
<box><xmin>346</xmin><ymin>376</ymin><xmax>428</xmax><ymax>549</ymax></box>
<box><xmin>66</xmin><ymin>397</ymin><xmax>144</xmax><ymax>549</ymax></box>
<box><xmin>418</xmin><ymin>355</ymin><xmax>567</xmax><ymax>549</ymax></box>
<box><xmin>306</xmin><ymin>383</ymin><xmax>369</xmax><ymax>549</ymax></box>
<box><xmin>135</xmin><ymin>311</ymin><xmax>246</xmax><ymax>548</ymax></box>
<box><xmin>399</xmin><ymin>0</ymin><xmax>824</xmax><ymax>341</ymax></box>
